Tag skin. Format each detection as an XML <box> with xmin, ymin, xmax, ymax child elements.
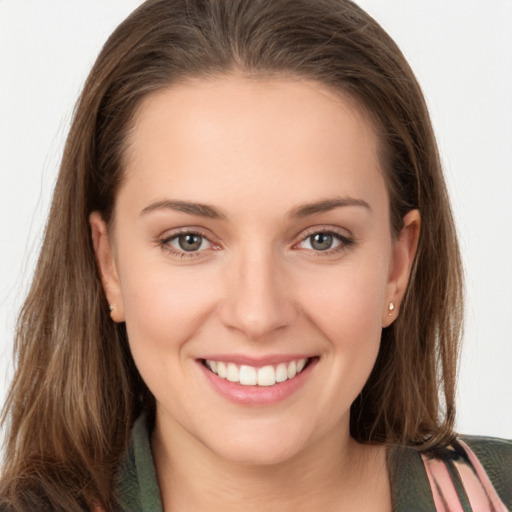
<box><xmin>91</xmin><ymin>75</ymin><xmax>420</xmax><ymax>511</ymax></box>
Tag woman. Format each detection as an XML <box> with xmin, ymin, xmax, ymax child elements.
<box><xmin>1</xmin><ymin>0</ymin><xmax>510</xmax><ymax>510</ymax></box>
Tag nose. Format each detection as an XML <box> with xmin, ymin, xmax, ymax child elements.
<box><xmin>219</xmin><ymin>245</ymin><xmax>296</xmax><ymax>341</ymax></box>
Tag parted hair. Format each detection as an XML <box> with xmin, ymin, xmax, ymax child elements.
<box><xmin>0</xmin><ymin>0</ymin><xmax>463</xmax><ymax>510</ymax></box>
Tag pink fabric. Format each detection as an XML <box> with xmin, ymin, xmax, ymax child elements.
<box><xmin>458</xmin><ymin>440</ymin><xmax>508</xmax><ymax>512</ymax></box>
<box><xmin>423</xmin><ymin>456</ymin><xmax>464</xmax><ymax>512</ymax></box>
<box><xmin>421</xmin><ymin>441</ymin><xmax>508</xmax><ymax>512</ymax></box>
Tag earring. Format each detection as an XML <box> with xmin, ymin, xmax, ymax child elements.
<box><xmin>388</xmin><ymin>302</ymin><xmax>395</xmax><ymax>316</ymax></box>
<box><xmin>109</xmin><ymin>304</ymin><xmax>115</xmax><ymax>312</ymax></box>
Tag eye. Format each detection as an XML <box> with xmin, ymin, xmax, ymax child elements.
<box><xmin>161</xmin><ymin>231</ymin><xmax>213</xmax><ymax>255</ymax></box>
<box><xmin>296</xmin><ymin>229</ymin><xmax>353</xmax><ymax>253</ymax></box>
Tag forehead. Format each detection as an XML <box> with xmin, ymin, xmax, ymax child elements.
<box><xmin>120</xmin><ymin>74</ymin><xmax>387</xmax><ymax>217</ymax></box>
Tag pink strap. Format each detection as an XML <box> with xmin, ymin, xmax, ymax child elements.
<box><xmin>421</xmin><ymin>441</ymin><xmax>508</xmax><ymax>512</ymax></box>
<box><xmin>458</xmin><ymin>440</ymin><xmax>509</xmax><ymax>512</ymax></box>
<box><xmin>423</xmin><ymin>455</ymin><xmax>465</xmax><ymax>512</ymax></box>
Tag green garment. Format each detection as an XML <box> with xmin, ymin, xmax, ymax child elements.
<box><xmin>115</xmin><ymin>415</ymin><xmax>512</xmax><ymax>511</ymax></box>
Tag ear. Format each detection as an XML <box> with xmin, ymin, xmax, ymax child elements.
<box><xmin>89</xmin><ymin>212</ymin><xmax>125</xmax><ymax>322</ymax></box>
<box><xmin>382</xmin><ymin>209</ymin><xmax>420</xmax><ymax>327</ymax></box>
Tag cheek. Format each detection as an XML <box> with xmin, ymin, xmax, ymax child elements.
<box><xmin>117</xmin><ymin>252</ymin><xmax>218</xmax><ymax>363</ymax></box>
<box><xmin>296</xmin><ymin>256</ymin><xmax>389</xmax><ymax>398</ymax></box>
<box><xmin>117</xmin><ymin>260</ymin><xmax>222</xmax><ymax>418</ymax></box>
<box><xmin>299</xmin><ymin>259</ymin><xmax>389</xmax><ymax>344</ymax></box>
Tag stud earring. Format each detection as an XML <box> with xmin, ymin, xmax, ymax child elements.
<box><xmin>388</xmin><ymin>302</ymin><xmax>395</xmax><ymax>316</ymax></box>
<box><xmin>109</xmin><ymin>304</ymin><xmax>115</xmax><ymax>312</ymax></box>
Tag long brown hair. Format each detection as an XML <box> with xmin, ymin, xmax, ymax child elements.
<box><xmin>1</xmin><ymin>0</ymin><xmax>463</xmax><ymax>509</ymax></box>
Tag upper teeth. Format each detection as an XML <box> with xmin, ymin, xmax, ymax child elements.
<box><xmin>205</xmin><ymin>358</ymin><xmax>308</xmax><ymax>387</ymax></box>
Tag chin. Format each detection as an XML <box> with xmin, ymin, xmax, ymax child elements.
<box><xmin>199</xmin><ymin>420</ymin><xmax>318</xmax><ymax>467</ymax></box>
<box><xmin>214</xmin><ymin>441</ymin><xmax>305</xmax><ymax>467</ymax></box>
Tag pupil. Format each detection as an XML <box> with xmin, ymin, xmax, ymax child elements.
<box><xmin>311</xmin><ymin>233</ymin><xmax>332</xmax><ymax>251</ymax></box>
<box><xmin>179</xmin><ymin>234</ymin><xmax>202</xmax><ymax>251</ymax></box>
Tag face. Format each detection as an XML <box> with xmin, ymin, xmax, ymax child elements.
<box><xmin>91</xmin><ymin>75</ymin><xmax>419</xmax><ymax>465</ymax></box>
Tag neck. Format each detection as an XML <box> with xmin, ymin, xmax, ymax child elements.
<box><xmin>152</xmin><ymin>414</ymin><xmax>390</xmax><ymax>512</ymax></box>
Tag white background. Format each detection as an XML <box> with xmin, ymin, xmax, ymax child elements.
<box><xmin>1</xmin><ymin>0</ymin><xmax>511</xmax><ymax>441</ymax></box>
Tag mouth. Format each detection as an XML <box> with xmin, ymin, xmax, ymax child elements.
<box><xmin>201</xmin><ymin>357</ymin><xmax>317</xmax><ymax>387</ymax></box>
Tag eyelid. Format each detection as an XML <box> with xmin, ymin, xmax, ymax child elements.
<box><xmin>158</xmin><ymin>227</ymin><xmax>220</xmax><ymax>258</ymax></box>
<box><xmin>295</xmin><ymin>225</ymin><xmax>353</xmax><ymax>243</ymax></box>
<box><xmin>292</xmin><ymin>225</ymin><xmax>355</xmax><ymax>254</ymax></box>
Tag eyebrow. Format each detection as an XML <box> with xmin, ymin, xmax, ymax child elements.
<box><xmin>140</xmin><ymin>196</ymin><xmax>370</xmax><ymax>219</ymax></box>
<box><xmin>141</xmin><ymin>200</ymin><xmax>227</xmax><ymax>219</ymax></box>
<box><xmin>287</xmin><ymin>197</ymin><xmax>371</xmax><ymax>218</ymax></box>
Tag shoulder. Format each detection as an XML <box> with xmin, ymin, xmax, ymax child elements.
<box><xmin>460</xmin><ymin>435</ymin><xmax>512</xmax><ymax>507</ymax></box>
<box><xmin>388</xmin><ymin>435</ymin><xmax>512</xmax><ymax>511</ymax></box>
<box><xmin>461</xmin><ymin>434</ymin><xmax>512</xmax><ymax>464</ymax></box>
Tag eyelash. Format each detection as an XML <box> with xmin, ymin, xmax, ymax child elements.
<box><xmin>159</xmin><ymin>229</ymin><xmax>214</xmax><ymax>259</ymax></box>
<box><xmin>158</xmin><ymin>227</ymin><xmax>354</xmax><ymax>259</ymax></box>
<box><xmin>295</xmin><ymin>227</ymin><xmax>355</xmax><ymax>257</ymax></box>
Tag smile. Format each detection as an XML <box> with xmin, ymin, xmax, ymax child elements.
<box><xmin>203</xmin><ymin>358</ymin><xmax>309</xmax><ymax>387</ymax></box>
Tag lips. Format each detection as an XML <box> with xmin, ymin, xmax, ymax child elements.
<box><xmin>204</xmin><ymin>358</ymin><xmax>309</xmax><ymax>387</ymax></box>
<box><xmin>198</xmin><ymin>354</ymin><xmax>317</xmax><ymax>405</ymax></box>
